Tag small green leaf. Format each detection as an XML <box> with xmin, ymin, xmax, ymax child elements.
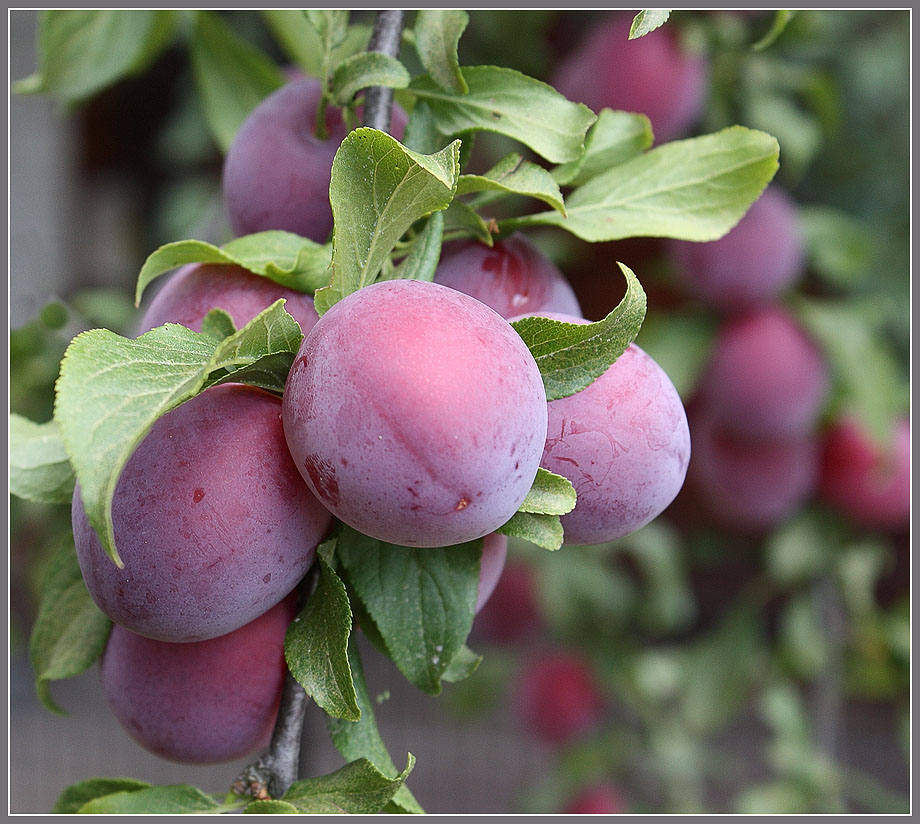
<box><xmin>262</xmin><ymin>11</ymin><xmax>369</xmax><ymax>80</ymax></box>
<box><xmin>442</xmin><ymin>199</ymin><xmax>494</xmax><ymax>245</ymax></box>
<box><xmin>305</xmin><ymin>9</ymin><xmax>350</xmax><ymax>86</ymax></box>
<box><xmin>383</xmin><ymin>212</ymin><xmax>444</xmax><ymax>282</ymax></box>
<box><xmin>77</xmin><ymin>785</ymin><xmax>225</xmax><ymax>814</ymax></box>
<box><xmin>630</xmin><ymin>9</ymin><xmax>672</xmax><ymax>39</ymax></box>
<box><xmin>314</xmin><ymin>129</ymin><xmax>460</xmax><ymax>315</ymax></box>
<box><xmin>53</xmin><ymin>778</ymin><xmax>152</xmax><ymax>814</ymax></box>
<box><xmin>199</xmin><ymin>308</ymin><xmax>237</xmax><ymax>341</ymax></box>
<box><xmin>517</xmin><ymin>467</ymin><xmax>577</xmax><ymax>516</ymax></box>
<box><xmin>497</xmin><ymin>510</ymin><xmax>564</xmax><ymax>551</ymax></box>
<box><xmin>285</xmin><ymin>540</ymin><xmax>360</xmax><ymax>721</ymax></box>
<box><xmin>457</xmin><ymin>152</ymin><xmax>566</xmax><ymax>216</ymax></box>
<box><xmin>752</xmin><ymin>9</ymin><xmax>797</xmax><ymax>51</ymax></box>
<box><xmin>30</xmin><ymin>541</ymin><xmax>112</xmax><ymax>715</ymax></box>
<box><xmin>441</xmin><ymin>645</ymin><xmax>482</xmax><ymax>683</ymax></box>
<box><xmin>502</xmin><ymin>127</ymin><xmax>780</xmax><ymax>242</ymax></box>
<box><xmin>188</xmin><ymin>10</ymin><xmax>285</xmax><ymax>153</ymax></box>
<box><xmin>54</xmin><ymin>302</ymin><xmax>303</xmax><ymax>566</ymax></box>
<box><xmin>413</xmin><ymin>10</ymin><xmax>469</xmax><ymax>94</ymax></box>
<box><xmin>331</xmin><ymin>51</ymin><xmax>410</xmax><ymax>106</ymax></box>
<box><xmin>9</xmin><ymin>414</ymin><xmax>75</xmax><ymax>504</ymax></box>
<box><xmin>511</xmin><ymin>262</ymin><xmax>647</xmax><ymax>401</ymax></box>
<box><xmin>552</xmin><ymin>108</ymin><xmax>654</xmax><ymax>187</ymax></box>
<box><xmin>409</xmin><ymin>66</ymin><xmax>596</xmax><ymax>164</ymax></box>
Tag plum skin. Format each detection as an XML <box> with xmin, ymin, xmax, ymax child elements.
<box><xmin>72</xmin><ymin>384</ymin><xmax>332</xmax><ymax>643</ymax></box>
<box><xmin>99</xmin><ymin>594</ymin><xmax>298</xmax><ymax>764</ymax></box>
<box><xmin>282</xmin><ymin>279</ymin><xmax>548</xmax><ymax>548</ymax></box>
<box><xmin>137</xmin><ymin>262</ymin><xmax>319</xmax><ymax>337</ymax></box>
<box><xmin>476</xmin><ymin>532</ymin><xmax>508</xmax><ymax>613</ymax></box>
<box><xmin>432</xmin><ymin>233</ymin><xmax>582</xmax><ymax>320</ymax></box>
<box><xmin>561</xmin><ymin>784</ymin><xmax>627</xmax><ymax>815</ymax></box>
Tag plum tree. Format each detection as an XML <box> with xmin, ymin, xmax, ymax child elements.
<box><xmin>818</xmin><ymin>415</ymin><xmax>910</xmax><ymax>530</ymax></box>
<box><xmin>282</xmin><ymin>279</ymin><xmax>548</xmax><ymax>548</ymax></box>
<box><xmin>99</xmin><ymin>594</ymin><xmax>298</xmax><ymax>764</ymax></box>
<box><xmin>551</xmin><ymin>11</ymin><xmax>709</xmax><ymax>144</ymax></box>
<box><xmin>695</xmin><ymin>306</ymin><xmax>829</xmax><ymax>440</ymax></box>
<box><xmin>665</xmin><ymin>185</ymin><xmax>806</xmax><ymax>311</ymax></box>
<box><xmin>72</xmin><ymin>384</ymin><xmax>333</xmax><ymax>643</ymax></box>
<box><xmin>222</xmin><ymin>76</ymin><xmax>406</xmax><ymax>242</ymax></box>
<box><xmin>514</xmin><ymin>313</ymin><xmax>690</xmax><ymax>546</ymax></box>
<box><xmin>137</xmin><ymin>263</ymin><xmax>320</xmax><ymax>336</ymax></box>
<box><xmin>560</xmin><ymin>783</ymin><xmax>627</xmax><ymax>814</ymax></box>
<box><xmin>476</xmin><ymin>532</ymin><xmax>509</xmax><ymax>613</ymax></box>
<box><xmin>432</xmin><ymin>233</ymin><xmax>582</xmax><ymax>320</ymax></box>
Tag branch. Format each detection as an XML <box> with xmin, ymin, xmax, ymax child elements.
<box><xmin>363</xmin><ymin>9</ymin><xmax>406</xmax><ymax>133</ymax></box>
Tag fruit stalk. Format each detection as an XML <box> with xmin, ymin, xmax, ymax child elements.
<box><xmin>363</xmin><ymin>9</ymin><xmax>406</xmax><ymax>133</ymax></box>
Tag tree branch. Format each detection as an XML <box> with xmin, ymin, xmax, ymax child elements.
<box><xmin>363</xmin><ymin>9</ymin><xmax>406</xmax><ymax>133</ymax></box>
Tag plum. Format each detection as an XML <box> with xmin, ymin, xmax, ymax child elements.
<box><xmin>432</xmin><ymin>233</ymin><xmax>582</xmax><ymax>320</ymax></box>
<box><xmin>138</xmin><ymin>262</ymin><xmax>320</xmax><ymax>336</ymax></box>
<box><xmin>666</xmin><ymin>186</ymin><xmax>806</xmax><ymax>311</ymax></box>
<box><xmin>282</xmin><ymin>279</ymin><xmax>548</xmax><ymax>548</ymax></box>
<box><xmin>73</xmin><ymin>384</ymin><xmax>332</xmax><ymax>642</ymax></box>
<box><xmin>99</xmin><ymin>594</ymin><xmax>297</xmax><ymax>764</ymax></box>
<box><xmin>561</xmin><ymin>783</ymin><xmax>627</xmax><ymax>815</ymax></box>
<box><xmin>471</xmin><ymin>559</ymin><xmax>543</xmax><ymax>645</ymax></box>
<box><xmin>476</xmin><ymin>532</ymin><xmax>509</xmax><ymax>613</ymax></box>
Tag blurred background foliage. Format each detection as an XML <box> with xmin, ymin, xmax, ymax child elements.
<box><xmin>9</xmin><ymin>9</ymin><xmax>910</xmax><ymax>815</ymax></box>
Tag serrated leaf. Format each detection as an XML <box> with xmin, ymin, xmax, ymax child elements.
<box><xmin>134</xmin><ymin>232</ymin><xmax>331</xmax><ymax>307</ymax></box>
<box><xmin>77</xmin><ymin>785</ymin><xmax>226</xmax><ymax>814</ymax></box>
<box><xmin>9</xmin><ymin>414</ymin><xmax>75</xmax><ymax>504</ymax></box>
<box><xmin>285</xmin><ymin>540</ymin><xmax>360</xmax><ymax>721</ymax></box>
<box><xmin>503</xmin><ymin>127</ymin><xmax>780</xmax><ymax>242</ymax></box>
<box><xmin>13</xmin><ymin>10</ymin><xmax>177</xmax><ymax>103</ymax></box>
<box><xmin>441</xmin><ymin>644</ymin><xmax>482</xmax><ymax>683</ymax></box>
<box><xmin>337</xmin><ymin>528</ymin><xmax>480</xmax><ymax>696</ymax></box>
<box><xmin>630</xmin><ymin>9</ymin><xmax>671</xmax><ymax>39</ymax></box>
<box><xmin>54</xmin><ymin>301</ymin><xmax>303</xmax><ymax>566</ymax></box>
<box><xmin>53</xmin><ymin>778</ymin><xmax>152</xmax><ymax>814</ymax></box>
<box><xmin>331</xmin><ymin>51</ymin><xmax>410</xmax><ymax>106</ymax></box>
<box><xmin>413</xmin><ymin>10</ymin><xmax>469</xmax><ymax>94</ymax></box>
<box><xmin>409</xmin><ymin>66</ymin><xmax>596</xmax><ymax>163</ymax></box>
<box><xmin>511</xmin><ymin>262</ymin><xmax>646</xmax><ymax>401</ymax></box>
<box><xmin>552</xmin><ymin>108</ymin><xmax>654</xmax><ymax>187</ymax></box>
<box><xmin>30</xmin><ymin>541</ymin><xmax>112</xmax><ymax>715</ymax></box>
<box><xmin>314</xmin><ymin>129</ymin><xmax>460</xmax><ymax>315</ymax></box>
<box><xmin>262</xmin><ymin>12</ymin><xmax>370</xmax><ymax>80</ymax></box>
<box><xmin>442</xmin><ymin>199</ymin><xmax>494</xmax><ymax>245</ymax></box>
<box><xmin>326</xmin><ymin>636</ymin><xmax>425</xmax><ymax>814</ymax></box>
<box><xmin>457</xmin><ymin>152</ymin><xmax>565</xmax><ymax>215</ymax></box>
<box><xmin>244</xmin><ymin>799</ymin><xmax>300</xmax><ymax>814</ymax></box>
<box><xmin>188</xmin><ymin>10</ymin><xmax>285</xmax><ymax>153</ymax></box>
<box><xmin>383</xmin><ymin>212</ymin><xmax>444</xmax><ymax>282</ymax></box>
<box><xmin>497</xmin><ymin>510</ymin><xmax>564</xmax><ymax>551</ymax></box>
<box><xmin>517</xmin><ymin>467</ymin><xmax>577</xmax><ymax>516</ymax></box>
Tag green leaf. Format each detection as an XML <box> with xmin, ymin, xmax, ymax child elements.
<box><xmin>633</xmin><ymin>309</ymin><xmax>717</xmax><ymax>400</ymax></box>
<box><xmin>337</xmin><ymin>528</ymin><xmax>481</xmax><ymax>696</ymax></box>
<box><xmin>799</xmin><ymin>205</ymin><xmax>874</xmax><ymax>287</ymax></box>
<box><xmin>441</xmin><ymin>644</ymin><xmax>482</xmax><ymax>683</ymax></box>
<box><xmin>188</xmin><ymin>10</ymin><xmax>285</xmax><ymax>153</ymax></box>
<box><xmin>764</xmin><ymin>509</ymin><xmax>836</xmax><ymax>586</ymax></box>
<box><xmin>400</xmin><ymin>99</ymin><xmax>444</xmax><ymax>154</ymax></box>
<box><xmin>630</xmin><ymin>9</ymin><xmax>672</xmax><ymax>38</ymax></box>
<box><xmin>285</xmin><ymin>540</ymin><xmax>360</xmax><ymax>721</ymax></box>
<box><xmin>13</xmin><ymin>10</ymin><xmax>178</xmax><ymax>103</ymax></box>
<box><xmin>496</xmin><ymin>510</ymin><xmax>564</xmax><ymax>551</ymax></box>
<box><xmin>29</xmin><ymin>541</ymin><xmax>112</xmax><ymax>715</ymax></box>
<box><xmin>331</xmin><ymin>51</ymin><xmax>410</xmax><ymax>106</ymax></box>
<box><xmin>457</xmin><ymin>152</ymin><xmax>566</xmax><ymax>216</ymax></box>
<box><xmin>54</xmin><ymin>301</ymin><xmax>303</xmax><ymax>566</ymax></box>
<box><xmin>53</xmin><ymin>778</ymin><xmax>152</xmax><ymax>814</ymax></box>
<box><xmin>262</xmin><ymin>11</ymin><xmax>369</xmax><ymax>80</ymax></box>
<box><xmin>752</xmin><ymin>9</ymin><xmax>797</xmax><ymax>51</ymax></box>
<box><xmin>244</xmin><ymin>799</ymin><xmax>300</xmax><ymax>814</ymax></box>
<box><xmin>77</xmin><ymin>785</ymin><xmax>226</xmax><ymax>814</ymax></box>
<box><xmin>442</xmin><ymin>199</ymin><xmax>494</xmax><ymax>245</ymax></box>
<box><xmin>9</xmin><ymin>414</ymin><xmax>75</xmax><ymax>504</ymax></box>
<box><xmin>325</xmin><ymin>636</ymin><xmax>425</xmax><ymax>814</ymax></box>
<box><xmin>314</xmin><ymin>128</ymin><xmax>460</xmax><ymax>315</ymax></box>
<box><xmin>134</xmin><ymin>232</ymin><xmax>332</xmax><ymax>307</ymax></box>
<box><xmin>517</xmin><ymin>467</ymin><xmax>576</xmax><ymax>516</ymax></box>
<box><xmin>409</xmin><ymin>66</ymin><xmax>596</xmax><ymax>164</ymax></box>
<box><xmin>305</xmin><ymin>9</ymin><xmax>350</xmax><ymax>86</ymax></box>
<box><xmin>383</xmin><ymin>212</ymin><xmax>444</xmax><ymax>282</ymax></box>
<box><xmin>511</xmin><ymin>262</ymin><xmax>646</xmax><ymax>401</ymax></box>
<box><xmin>199</xmin><ymin>308</ymin><xmax>237</xmax><ymax>341</ymax></box>
<box><xmin>552</xmin><ymin>108</ymin><xmax>654</xmax><ymax>187</ymax></box>
<box><xmin>413</xmin><ymin>10</ymin><xmax>469</xmax><ymax>94</ymax></box>
<box><xmin>502</xmin><ymin>126</ymin><xmax>780</xmax><ymax>242</ymax></box>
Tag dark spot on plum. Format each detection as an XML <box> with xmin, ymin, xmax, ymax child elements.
<box><xmin>193</xmin><ymin>488</ymin><xmax>206</xmax><ymax>503</ymax></box>
<box><xmin>263</xmin><ymin>573</ymin><xmax>272</xmax><ymax>584</ymax></box>
<box><xmin>304</xmin><ymin>454</ymin><xmax>341</xmax><ymax>507</ymax></box>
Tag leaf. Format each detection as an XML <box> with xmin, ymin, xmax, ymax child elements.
<box><xmin>752</xmin><ymin>9</ymin><xmax>797</xmax><ymax>51</ymax></box>
<box><xmin>457</xmin><ymin>152</ymin><xmax>566</xmax><ymax>216</ymax></box>
<box><xmin>9</xmin><ymin>414</ymin><xmax>75</xmax><ymax>504</ymax></box>
<box><xmin>314</xmin><ymin>129</ymin><xmax>460</xmax><ymax>315</ymax></box>
<box><xmin>630</xmin><ymin>9</ymin><xmax>672</xmax><ymax>39</ymax></box>
<box><xmin>53</xmin><ymin>778</ymin><xmax>152</xmax><ymax>814</ymax></box>
<box><xmin>29</xmin><ymin>541</ymin><xmax>112</xmax><ymax>715</ymax></box>
<box><xmin>552</xmin><ymin>108</ymin><xmax>654</xmax><ymax>187</ymax></box>
<box><xmin>305</xmin><ymin>9</ymin><xmax>350</xmax><ymax>86</ymax></box>
<box><xmin>244</xmin><ymin>799</ymin><xmax>300</xmax><ymax>814</ymax></box>
<box><xmin>188</xmin><ymin>10</ymin><xmax>285</xmax><ymax>153</ymax></box>
<box><xmin>331</xmin><ymin>51</ymin><xmax>410</xmax><ymax>106</ymax></box>
<box><xmin>633</xmin><ymin>309</ymin><xmax>717</xmax><ymax>399</ymax></box>
<box><xmin>285</xmin><ymin>540</ymin><xmax>360</xmax><ymax>721</ymax></box>
<box><xmin>261</xmin><ymin>11</ymin><xmax>370</xmax><ymax>79</ymax></box>
<box><xmin>325</xmin><ymin>635</ymin><xmax>425</xmax><ymax>814</ymax></box>
<box><xmin>409</xmin><ymin>66</ymin><xmax>596</xmax><ymax>164</ymax></box>
<box><xmin>442</xmin><ymin>199</ymin><xmax>494</xmax><ymax>245</ymax></box>
<box><xmin>135</xmin><ymin>232</ymin><xmax>333</xmax><ymax>306</ymax></box>
<box><xmin>517</xmin><ymin>467</ymin><xmax>577</xmax><ymax>516</ymax></box>
<box><xmin>54</xmin><ymin>301</ymin><xmax>303</xmax><ymax>566</ymax></box>
<box><xmin>413</xmin><ymin>10</ymin><xmax>469</xmax><ymax>94</ymax></box>
<box><xmin>496</xmin><ymin>510</ymin><xmax>564</xmax><ymax>551</ymax></box>
<box><xmin>337</xmin><ymin>528</ymin><xmax>481</xmax><ymax>696</ymax></box>
<box><xmin>511</xmin><ymin>262</ymin><xmax>647</xmax><ymax>401</ymax></box>
<box><xmin>13</xmin><ymin>10</ymin><xmax>178</xmax><ymax>103</ymax></box>
<box><xmin>798</xmin><ymin>205</ymin><xmax>874</xmax><ymax>287</ymax></box>
<box><xmin>383</xmin><ymin>212</ymin><xmax>444</xmax><ymax>282</ymax></box>
<box><xmin>502</xmin><ymin>127</ymin><xmax>780</xmax><ymax>242</ymax></box>
<box><xmin>76</xmin><ymin>785</ymin><xmax>226</xmax><ymax>814</ymax></box>
<box><xmin>441</xmin><ymin>645</ymin><xmax>482</xmax><ymax>683</ymax></box>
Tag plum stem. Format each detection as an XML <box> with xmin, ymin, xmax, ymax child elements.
<box><xmin>363</xmin><ymin>10</ymin><xmax>406</xmax><ymax>133</ymax></box>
